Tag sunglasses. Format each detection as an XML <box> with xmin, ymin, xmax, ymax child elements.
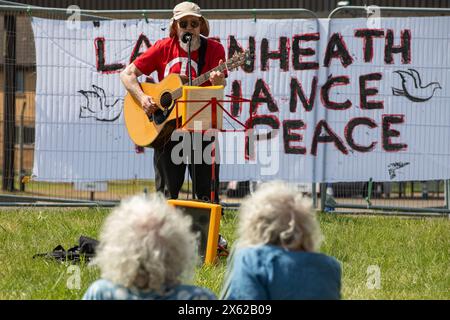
<box><xmin>178</xmin><ymin>20</ymin><xmax>200</xmax><ymax>29</ymax></box>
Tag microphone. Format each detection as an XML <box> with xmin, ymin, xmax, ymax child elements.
<box><xmin>182</xmin><ymin>32</ymin><xmax>192</xmax><ymax>43</ymax></box>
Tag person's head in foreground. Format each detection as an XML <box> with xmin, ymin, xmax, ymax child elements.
<box><xmin>83</xmin><ymin>193</ymin><xmax>216</xmax><ymax>300</ymax></box>
<box><xmin>221</xmin><ymin>181</ymin><xmax>342</xmax><ymax>300</ymax></box>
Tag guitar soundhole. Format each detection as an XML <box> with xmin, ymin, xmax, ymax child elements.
<box><xmin>160</xmin><ymin>92</ymin><xmax>173</xmax><ymax>109</ymax></box>
<box><xmin>150</xmin><ymin>92</ymin><xmax>173</xmax><ymax>125</ymax></box>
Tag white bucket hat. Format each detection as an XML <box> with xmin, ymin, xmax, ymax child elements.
<box><xmin>169</xmin><ymin>1</ymin><xmax>210</xmax><ymax>38</ymax></box>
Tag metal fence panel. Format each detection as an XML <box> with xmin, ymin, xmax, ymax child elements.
<box><xmin>324</xmin><ymin>5</ymin><xmax>450</xmax><ymax>214</ymax></box>
<box><xmin>0</xmin><ymin>4</ymin><xmax>448</xmax><ymax>214</ymax></box>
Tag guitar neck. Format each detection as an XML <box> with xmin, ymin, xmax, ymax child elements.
<box><xmin>192</xmin><ymin>63</ymin><xmax>227</xmax><ymax>87</ymax></box>
<box><xmin>172</xmin><ymin>63</ymin><xmax>227</xmax><ymax>100</ymax></box>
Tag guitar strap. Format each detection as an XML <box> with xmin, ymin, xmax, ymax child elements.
<box><xmin>197</xmin><ymin>36</ymin><xmax>208</xmax><ymax>75</ymax></box>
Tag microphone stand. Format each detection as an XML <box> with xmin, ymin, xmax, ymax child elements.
<box><xmin>185</xmin><ymin>34</ymin><xmax>196</xmax><ymax>200</ymax></box>
<box><xmin>187</xmin><ymin>34</ymin><xmax>192</xmax><ymax>86</ymax></box>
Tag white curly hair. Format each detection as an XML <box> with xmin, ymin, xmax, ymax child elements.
<box><xmin>93</xmin><ymin>193</ymin><xmax>199</xmax><ymax>292</ymax></box>
<box><xmin>237</xmin><ymin>181</ymin><xmax>323</xmax><ymax>252</ymax></box>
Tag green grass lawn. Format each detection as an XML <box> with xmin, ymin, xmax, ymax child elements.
<box><xmin>0</xmin><ymin>208</ymin><xmax>448</xmax><ymax>299</ymax></box>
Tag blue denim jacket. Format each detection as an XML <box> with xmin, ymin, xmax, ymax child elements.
<box><xmin>222</xmin><ymin>245</ymin><xmax>341</xmax><ymax>300</ymax></box>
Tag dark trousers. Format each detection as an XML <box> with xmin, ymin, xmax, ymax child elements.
<box><xmin>154</xmin><ymin>133</ymin><xmax>219</xmax><ymax>202</ymax></box>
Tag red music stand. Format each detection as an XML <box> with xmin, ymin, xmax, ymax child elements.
<box><xmin>175</xmin><ymin>93</ymin><xmax>252</xmax><ymax>203</ymax></box>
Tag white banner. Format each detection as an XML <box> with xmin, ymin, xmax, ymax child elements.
<box><xmin>31</xmin><ymin>16</ymin><xmax>450</xmax><ymax>182</ymax></box>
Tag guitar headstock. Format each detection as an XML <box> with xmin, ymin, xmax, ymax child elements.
<box><xmin>225</xmin><ymin>50</ymin><xmax>254</xmax><ymax>71</ymax></box>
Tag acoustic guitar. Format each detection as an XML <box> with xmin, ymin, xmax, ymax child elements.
<box><xmin>124</xmin><ymin>50</ymin><xmax>251</xmax><ymax>148</ymax></box>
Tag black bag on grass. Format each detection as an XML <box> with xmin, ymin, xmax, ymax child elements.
<box><xmin>33</xmin><ymin>236</ymin><xmax>99</xmax><ymax>263</ymax></box>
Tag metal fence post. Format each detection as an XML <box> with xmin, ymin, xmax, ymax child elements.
<box><xmin>312</xmin><ymin>183</ymin><xmax>317</xmax><ymax>208</ymax></box>
<box><xmin>320</xmin><ymin>183</ymin><xmax>326</xmax><ymax>211</ymax></box>
<box><xmin>445</xmin><ymin>180</ymin><xmax>450</xmax><ymax>210</ymax></box>
<box><xmin>18</xmin><ymin>101</ymin><xmax>26</xmax><ymax>192</ymax></box>
<box><xmin>2</xmin><ymin>14</ymin><xmax>16</xmax><ymax>192</ymax></box>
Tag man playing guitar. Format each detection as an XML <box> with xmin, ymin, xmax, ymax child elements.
<box><xmin>120</xmin><ymin>1</ymin><xmax>226</xmax><ymax>201</ymax></box>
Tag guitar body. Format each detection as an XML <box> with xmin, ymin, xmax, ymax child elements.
<box><xmin>124</xmin><ymin>73</ymin><xmax>183</xmax><ymax>148</ymax></box>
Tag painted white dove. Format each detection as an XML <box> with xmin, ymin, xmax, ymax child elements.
<box><xmin>79</xmin><ymin>85</ymin><xmax>122</xmax><ymax>121</ymax></box>
<box><xmin>392</xmin><ymin>69</ymin><xmax>441</xmax><ymax>102</ymax></box>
